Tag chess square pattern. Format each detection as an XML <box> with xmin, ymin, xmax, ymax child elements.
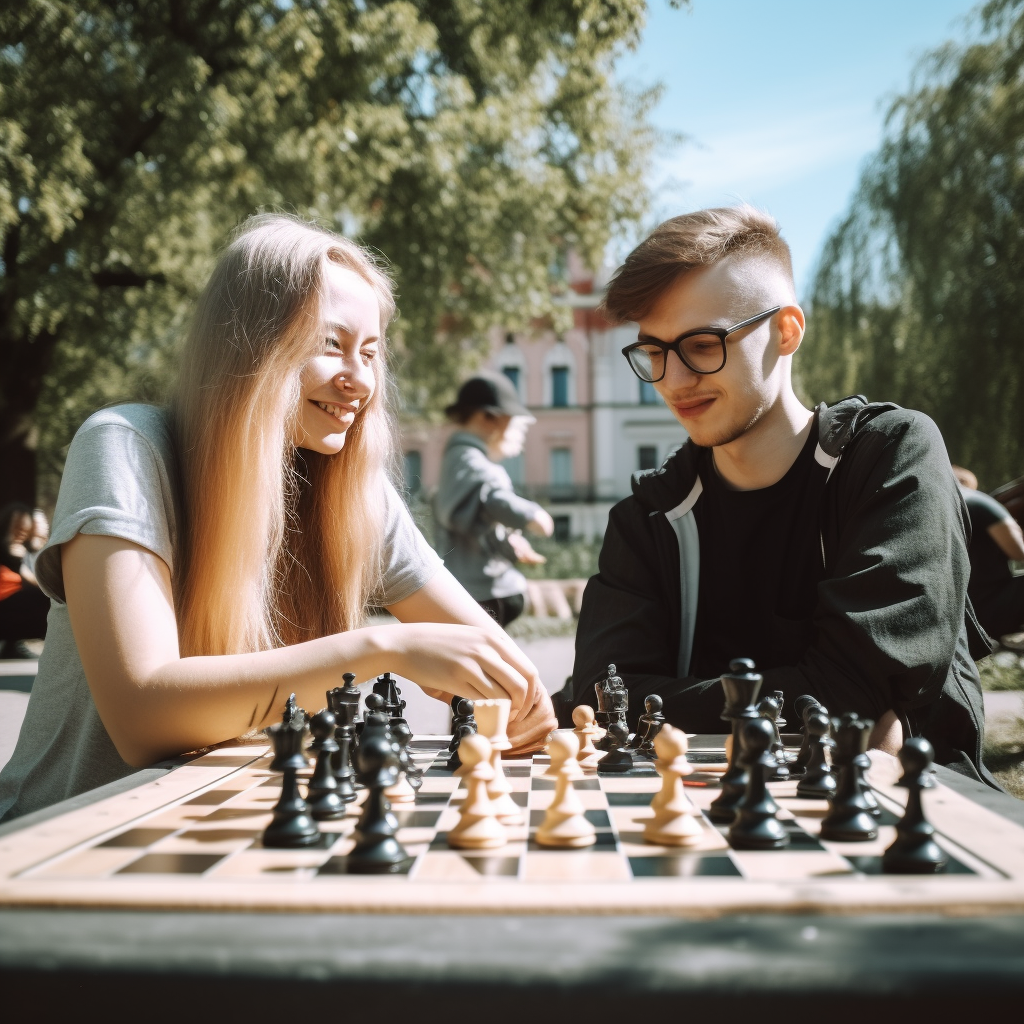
<box><xmin>1</xmin><ymin>737</ymin><xmax>1023</xmax><ymax>916</ymax></box>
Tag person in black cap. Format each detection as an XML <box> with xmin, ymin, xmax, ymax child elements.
<box><xmin>434</xmin><ymin>371</ymin><xmax>554</xmax><ymax>627</ymax></box>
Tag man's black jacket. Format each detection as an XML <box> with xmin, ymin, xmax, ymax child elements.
<box><xmin>570</xmin><ymin>396</ymin><xmax>997</xmax><ymax>786</ymax></box>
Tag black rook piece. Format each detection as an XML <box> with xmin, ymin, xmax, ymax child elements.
<box><xmin>882</xmin><ymin>738</ymin><xmax>948</xmax><ymax>874</ymax></box>
<box><xmin>708</xmin><ymin>658</ymin><xmax>763</xmax><ymax>824</ymax></box>
<box><xmin>729</xmin><ymin>717</ymin><xmax>790</xmax><ymax>850</ymax></box>
<box><xmin>326</xmin><ymin>673</ymin><xmax>360</xmax><ymax>803</ymax></box>
<box><xmin>596</xmin><ymin>721</ymin><xmax>634</xmax><ymax>774</ymax></box>
<box><xmin>819</xmin><ymin>714</ymin><xmax>878</xmax><ymax>842</ymax></box>
<box><xmin>263</xmin><ymin>716</ymin><xmax>321</xmax><ymax>848</ymax></box>
<box><xmin>269</xmin><ymin>693</ymin><xmax>308</xmax><ymax>771</ymax></box>
<box><xmin>347</xmin><ymin>724</ymin><xmax>410</xmax><ymax>873</ymax></box>
<box><xmin>373</xmin><ymin>672</ymin><xmax>407</xmax><ymax>720</ymax></box>
<box><xmin>795</xmin><ymin>709</ymin><xmax>836</xmax><ymax>799</ymax></box>
<box><xmin>595</xmin><ymin>664</ymin><xmax>628</xmax><ymax>751</ymax></box>
<box><xmin>306</xmin><ymin>710</ymin><xmax>346</xmax><ymax>821</ymax></box>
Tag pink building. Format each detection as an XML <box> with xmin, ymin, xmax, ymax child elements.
<box><xmin>400</xmin><ymin>276</ymin><xmax>686</xmax><ymax>543</ymax></box>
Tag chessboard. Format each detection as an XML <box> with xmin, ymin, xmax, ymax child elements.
<box><xmin>2</xmin><ymin>736</ymin><xmax>1023</xmax><ymax>916</ymax></box>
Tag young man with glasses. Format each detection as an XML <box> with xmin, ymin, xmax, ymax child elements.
<box><xmin>568</xmin><ymin>205</ymin><xmax>994</xmax><ymax>785</ymax></box>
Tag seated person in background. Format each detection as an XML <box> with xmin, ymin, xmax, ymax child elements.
<box><xmin>571</xmin><ymin>205</ymin><xmax>995</xmax><ymax>785</ymax></box>
<box><xmin>434</xmin><ymin>372</ymin><xmax>554</xmax><ymax>628</ymax></box>
<box><xmin>0</xmin><ymin>502</ymin><xmax>50</xmax><ymax>658</ymax></box>
<box><xmin>0</xmin><ymin>215</ymin><xmax>554</xmax><ymax>823</ymax></box>
<box><xmin>952</xmin><ymin>465</ymin><xmax>1024</xmax><ymax>643</ymax></box>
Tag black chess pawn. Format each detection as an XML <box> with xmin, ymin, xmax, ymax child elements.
<box><xmin>326</xmin><ymin>673</ymin><xmax>359</xmax><ymax>803</ymax></box>
<box><xmin>595</xmin><ymin>664</ymin><xmax>628</xmax><ymax>751</ymax></box>
<box><xmin>819</xmin><ymin>714</ymin><xmax>878</xmax><ymax>842</ymax></box>
<box><xmin>597</xmin><ymin>721</ymin><xmax>634</xmax><ymax>774</ymax></box>
<box><xmin>729</xmin><ymin>717</ymin><xmax>791</xmax><ymax>850</ymax></box>
<box><xmin>882</xmin><ymin>737</ymin><xmax>948</xmax><ymax>874</ymax></box>
<box><xmin>306</xmin><ymin>709</ymin><xmax>346</xmax><ymax>821</ymax></box>
<box><xmin>448</xmin><ymin>698</ymin><xmax>477</xmax><ymax>753</ymax></box>
<box><xmin>263</xmin><ymin>716</ymin><xmax>321</xmax><ymax>848</ymax></box>
<box><xmin>791</xmin><ymin>695</ymin><xmax>825</xmax><ymax>776</ymax></box>
<box><xmin>631</xmin><ymin>694</ymin><xmax>666</xmax><ymax>756</ymax></box>
<box><xmin>347</xmin><ymin>722</ymin><xmax>410</xmax><ymax>873</ymax></box>
<box><xmin>795</xmin><ymin>708</ymin><xmax>837</xmax><ymax>799</ymax></box>
<box><xmin>269</xmin><ymin>693</ymin><xmax>308</xmax><ymax>771</ymax></box>
<box><xmin>446</xmin><ymin>722</ymin><xmax>476</xmax><ymax>771</ymax></box>
<box><xmin>362</xmin><ymin>691</ymin><xmax>391</xmax><ymax>730</ymax></box>
<box><xmin>757</xmin><ymin>691</ymin><xmax>790</xmax><ymax>780</ymax></box>
<box><xmin>708</xmin><ymin>658</ymin><xmax>763</xmax><ymax>823</ymax></box>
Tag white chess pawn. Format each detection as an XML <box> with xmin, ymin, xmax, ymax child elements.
<box><xmin>572</xmin><ymin>705</ymin><xmax>603</xmax><ymax>769</ymax></box>
<box><xmin>473</xmin><ymin>698</ymin><xmax>524</xmax><ymax>825</ymax></box>
<box><xmin>448</xmin><ymin>733</ymin><xmax>507</xmax><ymax>850</ymax></box>
<box><xmin>644</xmin><ymin>725</ymin><xmax>704</xmax><ymax>847</ymax></box>
<box><xmin>536</xmin><ymin>730</ymin><xmax>597</xmax><ymax>849</ymax></box>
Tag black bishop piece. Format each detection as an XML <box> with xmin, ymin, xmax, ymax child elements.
<box><xmin>306</xmin><ymin>709</ymin><xmax>346</xmax><ymax>821</ymax></box>
<box><xmin>326</xmin><ymin>673</ymin><xmax>360</xmax><ymax>803</ymax></box>
<box><xmin>708</xmin><ymin>658</ymin><xmax>763</xmax><ymax>824</ymax></box>
<box><xmin>882</xmin><ymin>737</ymin><xmax>948</xmax><ymax>874</ymax></box>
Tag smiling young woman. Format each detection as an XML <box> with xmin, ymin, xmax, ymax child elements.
<box><xmin>0</xmin><ymin>215</ymin><xmax>554</xmax><ymax>823</ymax></box>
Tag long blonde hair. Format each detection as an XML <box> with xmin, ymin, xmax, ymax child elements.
<box><xmin>171</xmin><ymin>214</ymin><xmax>396</xmax><ymax>656</ymax></box>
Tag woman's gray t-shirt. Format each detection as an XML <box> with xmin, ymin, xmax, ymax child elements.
<box><xmin>0</xmin><ymin>404</ymin><xmax>442</xmax><ymax>822</ymax></box>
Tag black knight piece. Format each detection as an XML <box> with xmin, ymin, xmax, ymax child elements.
<box><xmin>263</xmin><ymin>715</ymin><xmax>321</xmax><ymax>848</ymax></box>
<box><xmin>729</xmin><ymin>717</ymin><xmax>791</xmax><ymax>850</ymax></box>
<box><xmin>882</xmin><ymin>737</ymin><xmax>948</xmax><ymax>874</ymax></box>
<box><xmin>631</xmin><ymin>694</ymin><xmax>666</xmax><ymax>757</ymax></box>
<box><xmin>795</xmin><ymin>708</ymin><xmax>837</xmax><ymax>799</ymax></box>
<box><xmin>708</xmin><ymin>658</ymin><xmax>763</xmax><ymax>823</ymax></box>
<box><xmin>756</xmin><ymin>690</ymin><xmax>789</xmax><ymax>780</ymax></box>
<box><xmin>326</xmin><ymin>672</ymin><xmax>360</xmax><ymax>803</ymax></box>
<box><xmin>446</xmin><ymin>722</ymin><xmax>477</xmax><ymax>772</ymax></box>
<box><xmin>596</xmin><ymin>721</ymin><xmax>634</xmax><ymax>774</ymax></box>
<box><xmin>595</xmin><ymin>664</ymin><xmax>628</xmax><ymax>751</ymax></box>
<box><xmin>791</xmin><ymin>695</ymin><xmax>825</xmax><ymax>775</ymax></box>
<box><xmin>391</xmin><ymin>718</ymin><xmax>422</xmax><ymax>793</ymax></box>
<box><xmin>347</xmin><ymin>720</ymin><xmax>410</xmax><ymax>873</ymax></box>
<box><xmin>819</xmin><ymin>713</ymin><xmax>878</xmax><ymax>842</ymax></box>
<box><xmin>306</xmin><ymin>710</ymin><xmax>346</xmax><ymax>821</ymax></box>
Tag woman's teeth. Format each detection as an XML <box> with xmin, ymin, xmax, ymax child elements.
<box><xmin>316</xmin><ymin>401</ymin><xmax>346</xmax><ymax>421</ymax></box>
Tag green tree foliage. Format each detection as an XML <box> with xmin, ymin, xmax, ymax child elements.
<box><xmin>0</xmin><ymin>0</ymin><xmax>661</xmax><ymax>505</ymax></box>
<box><xmin>798</xmin><ymin>0</ymin><xmax>1024</xmax><ymax>490</ymax></box>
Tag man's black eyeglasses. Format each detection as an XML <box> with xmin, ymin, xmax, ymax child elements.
<box><xmin>621</xmin><ymin>306</ymin><xmax>782</xmax><ymax>383</ymax></box>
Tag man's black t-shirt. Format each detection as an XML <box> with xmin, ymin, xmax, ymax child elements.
<box><xmin>690</xmin><ymin>422</ymin><xmax>829</xmax><ymax>680</ymax></box>
<box><xmin>962</xmin><ymin>488</ymin><xmax>1012</xmax><ymax>601</ymax></box>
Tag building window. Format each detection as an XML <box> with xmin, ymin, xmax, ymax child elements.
<box><xmin>550</xmin><ymin>447</ymin><xmax>573</xmax><ymax>487</ymax></box>
<box><xmin>551</xmin><ymin>366</ymin><xmax>569</xmax><ymax>407</ymax></box>
<box><xmin>403</xmin><ymin>450</ymin><xmax>423</xmax><ymax>495</ymax></box>
<box><xmin>553</xmin><ymin>515</ymin><xmax>571</xmax><ymax>542</ymax></box>
<box><xmin>638</xmin><ymin>446</ymin><xmax>658</xmax><ymax>471</ymax></box>
<box><xmin>502</xmin><ymin>366</ymin><xmax>520</xmax><ymax>394</ymax></box>
<box><xmin>639</xmin><ymin>380</ymin><xmax>659</xmax><ymax>405</ymax></box>
<box><xmin>505</xmin><ymin>331</ymin><xmax>515</xmax><ymax>345</ymax></box>
<box><xmin>503</xmin><ymin>453</ymin><xmax>524</xmax><ymax>486</ymax></box>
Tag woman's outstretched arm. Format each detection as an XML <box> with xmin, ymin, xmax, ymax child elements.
<box><xmin>387</xmin><ymin>567</ymin><xmax>557</xmax><ymax>752</ymax></box>
<box><xmin>63</xmin><ymin>535</ymin><xmax>539</xmax><ymax>767</ymax></box>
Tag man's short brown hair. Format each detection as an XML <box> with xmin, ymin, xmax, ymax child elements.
<box><xmin>600</xmin><ymin>205</ymin><xmax>793</xmax><ymax>325</ymax></box>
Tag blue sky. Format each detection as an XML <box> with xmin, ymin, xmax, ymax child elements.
<box><xmin>615</xmin><ymin>0</ymin><xmax>983</xmax><ymax>296</ymax></box>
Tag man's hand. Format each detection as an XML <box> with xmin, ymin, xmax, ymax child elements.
<box><xmin>508</xmin><ymin>531</ymin><xmax>546</xmax><ymax>565</ymax></box>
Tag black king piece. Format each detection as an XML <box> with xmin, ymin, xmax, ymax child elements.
<box><xmin>594</xmin><ymin>663</ymin><xmax>628</xmax><ymax>752</ymax></box>
<box><xmin>708</xmin><ymin>658</ymin><xmax>763</xmax><ymax>824</ymax></box>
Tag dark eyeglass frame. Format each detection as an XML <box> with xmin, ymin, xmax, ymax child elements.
<box><xmin>621</xmin><ymin>306</ymin><xmax>782</xmax><ymax>383</ymax></box>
